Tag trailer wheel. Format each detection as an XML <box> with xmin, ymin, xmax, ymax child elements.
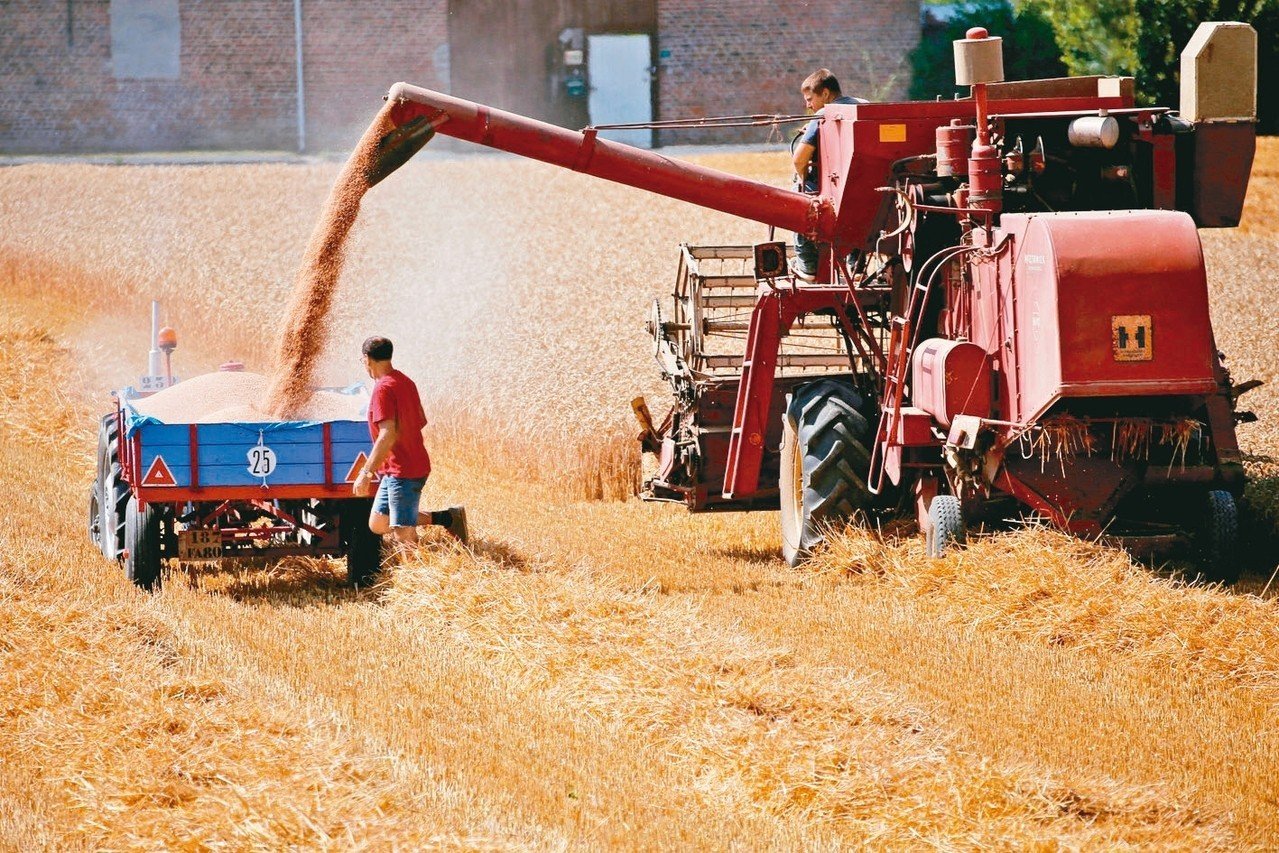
<box><xmin>780</xmin><ymin>378</ymin><xmax>875</xmax><ymax>566</ymax></box>
<box><xmin>98</xmin><ymin>414</ymin><xmax>130</xmax><ymax>560</ymax></box>
<box><xmin>123</xmin><ymin>497</ymin><xmax>164</xmax><ymax>590</ymax></box>
<box><xmin>341</xmin><ymin>500</ymin><xmax>384</xmax><ymax>587</ymax></box>
<box><xmin>88</xmin><ymin>485</ymin><xmax>102</xmax><ymax>550</ymax></box>
<box><xmin>90</xmin><ymin>419</ymin><xmax>110</xmax><ymax>551</ymax></box>
<box><xmin>1198</xmin><ymin>490</ymin><xmax>1240</xmax><ymax>584</ymax></box>
<box><xmin>926</xmin><ymin>494</ymin><xmax>965</xmax><ymax>557</ymax></box>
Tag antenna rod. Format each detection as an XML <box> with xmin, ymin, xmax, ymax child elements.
<box><xmin>148</xmin><ymin>300</ymin><xmax>161</xmax><ymax>377</ymax></box>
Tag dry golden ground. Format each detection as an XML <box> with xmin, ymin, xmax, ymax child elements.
<box><xmin>1</xmin><ymin>137</ymin><xmax>1277</xmax><ymax>847</ymax></box>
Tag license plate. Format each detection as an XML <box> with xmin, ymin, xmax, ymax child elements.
<box><xmin>179</xmin><ymin>529</ymin><xmax>222</xmax><ymax>562</ymax></box>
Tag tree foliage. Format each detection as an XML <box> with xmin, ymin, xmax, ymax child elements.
<box><xmin>1036</xmin><ymin>0</ymin><xmax>1278</xmax><ymax>131</ymax></box>
<box><xmin>1132</xmin><ymin>0</ymin><xmax>1278</xmax><ymax>131</ymax></box>
<box><xmin>1035</xmin><ymin>0</ymin><xmax>1139</xmax><ymax>77</ymax></box>
<box><xmin>910</xmin><ymin>0</ymin><xmax>1068</xmax><ymax>100</ymax></box>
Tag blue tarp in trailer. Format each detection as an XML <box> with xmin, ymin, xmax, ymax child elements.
<box><xmin>120</xmin><ymin>384</ymin><xmax>373</xmax><ymax>489</ymax></box>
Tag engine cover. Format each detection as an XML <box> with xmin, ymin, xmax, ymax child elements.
<box><xmin>974</xmin><ymin>210</ymin><xmax>1219</xmax><ymax>425</ymax></box>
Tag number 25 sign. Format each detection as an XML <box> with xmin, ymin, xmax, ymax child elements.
<box><xmin>247</xmin><ymin>444</ymin><xmax>278</xmax><ymax>478</ymax></box>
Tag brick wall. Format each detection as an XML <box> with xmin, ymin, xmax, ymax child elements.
<box><xmin>0</xmin><ymin>0</ymin><xmax>298</xmax><ymax>153</ymax></box>
<box><xmin>0</xmin><ymin>0</ymin><xmax>915</xmax><ymax>153</ymax></box>
<box><xmin>0</xmin><ymin>0</ymin><xmax>447</xmax><ymax>154</ymax></box>
<box><xmin>655</xmin><ymin>0</ymin><xmax>921</xmax><ymax>144</ymax></box>
<box><xmin>302</xmin><ymin>1</ymin><xmax>449</xmax><ymax>151</ymax></box>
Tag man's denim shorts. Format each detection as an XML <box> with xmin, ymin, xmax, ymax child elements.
<box><xmin>372</xmin><ymin>475</ymin><xmax>426</xmax><ymax>527</ymax></box>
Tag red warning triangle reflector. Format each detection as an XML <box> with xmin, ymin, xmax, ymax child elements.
<box><xmin>345</xmin><ymin>452</ymin><xmax>370</xmax><ymax>483</ymax></box>
<box><xmin>142</xmin><ymin>455</ymin><xmax>177</xmax><ymax>487</ymax></box>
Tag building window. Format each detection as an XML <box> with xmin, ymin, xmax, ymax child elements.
<box><xmin>110</xmin><ymin>0</ymin><xmax>180</xmax><ymax>80</ymax></box>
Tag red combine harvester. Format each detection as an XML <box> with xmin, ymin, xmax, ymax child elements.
<box><xmin>372</xmin><ymin>22</ymin><xmax>1260</xmax><ymax>580</ymax></box>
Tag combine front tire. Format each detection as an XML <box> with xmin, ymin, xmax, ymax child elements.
<box><xmin>1198</xmin><ymin>490</ymin><xmax>1240</xmax><ymax>584</ymax></box>
<box><xmin>926</xmin><ymin>494</ymin><xmax>965</xmax><ymax>557</ymax></box>
<box><xmin>123</xmin><ymin>497</ymin><xmax>164</xmax><ymax>590</ymax></box>
<box><xmin>779</xmin><ymin>379</ymin><xmax>876</xmax><ymax>566</ymax></box>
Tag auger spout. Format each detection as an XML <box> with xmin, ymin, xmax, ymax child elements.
<box><xmin>375</xmin><ymin>82</ymin><xmax>834</xmax><ymax>240</ymax></box>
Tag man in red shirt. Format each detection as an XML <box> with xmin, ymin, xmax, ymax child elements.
<box><xmin>353</xmin><ymin>336</ymin><xmax>467</xmax><ymax>557</ymax></box>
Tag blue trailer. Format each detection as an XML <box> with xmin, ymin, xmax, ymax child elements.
<box><xmin>88</xmin><ymin>308</ymin><xmax>384</xmax><ymax>588</ymax></box>
<box><xmin>89</xmin><ymin>383</ymin><xmax>384</xmax><ymax>589</ymax></box>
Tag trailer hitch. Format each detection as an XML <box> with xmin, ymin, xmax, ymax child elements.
<box><xmin>367</xmin><ymin>110</ymin><xmax>450</xmax><ymax>188</ymax></box>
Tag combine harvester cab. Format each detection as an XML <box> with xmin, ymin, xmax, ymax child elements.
<box><xmin>365</xmin><ymin>20</ymin><xmax>1259</xmax><ymax>579</ymax></box>
<box><xmin>89</xmin><ymin>304</ymin><xmax>384</xmax><ymax>589</ymax></box>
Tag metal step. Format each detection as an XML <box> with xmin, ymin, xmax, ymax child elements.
<box><xmin>703</xmin><ymin>319</ymin><xmax>751</xmax><ymax>332</ymax></box>
<box><xmin>702</xmin><ymin>352</ymin><xmax>850</xmax><ymax>369</ymax></box>
<box><xmin>685</xmin><ymin>245</ymin><xmax>757</xmax><ymax>261</ymax></box>
<box><xmin>694</xmin><ymin>274</ymin><xmax>760</xmax><ymax>290</ymax></box>
<box><xmin>700</xmin><ymin>293</ymin><xmax>760</xmax><ymax>309</ymax></box>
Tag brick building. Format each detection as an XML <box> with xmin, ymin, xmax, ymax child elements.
<box><xmin>0</xmin><ymin>0</ymin><xmax>919</xmax><ymax>154</ymax></box>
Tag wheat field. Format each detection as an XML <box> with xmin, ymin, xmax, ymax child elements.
<box><xmin>1</xmin><ymin>137</ymin><xmax>1277</xmax><ymax>848</ymax></box>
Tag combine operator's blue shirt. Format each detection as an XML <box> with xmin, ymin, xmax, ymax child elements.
<box><xmin>797</xmin><ymin>95</ymin><xmax>866</xmax><ymax>193</ymax></box>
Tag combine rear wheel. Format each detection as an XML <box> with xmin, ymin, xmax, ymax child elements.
<box><xmin>123</xmin><ymin>497</ymin><xmax>164</xmax><ymax>590</ymax></box>
<box><xmin>926</xmin><ymin>494</ymin><xmax>965</xmax><ymax>557</ymax></box>
<box><xmin>780</xmin><ymin>379</ymin><xmax>875</xmax><ymax>566</ymax></box>
<box><xmin>1197</xmin><ymin>490</ymin><xmax>1240</xmax><ymax>584</ymax></box>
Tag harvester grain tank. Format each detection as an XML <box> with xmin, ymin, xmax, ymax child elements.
<box><xmin>370</xmin><ymin>21</ymin><xmax>1260</xmax><ymax>580</ymax></box>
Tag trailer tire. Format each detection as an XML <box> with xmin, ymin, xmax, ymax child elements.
<box><xmin>89</xmin><ymin>485</ymin><xmax>102</xmax><ymax>550</ymax></box>
<box><xmin>780</xmin><ymin>378</ymin><xmax>875</xmax><ymax>566</ymax></box>
<box><xmin>98</xmin><ymin>414</ymin><xmax>130</xmax><ymax>561</ymax></box>
<box><xmin>1198</xmin><ymin>490</ymin><xmax>1240</xmax><ymax>585</ymax></box>
<box><xmin>90</xmin><ymin>419</ymin><xmax>110</xmax><ymax>551</ymax></box>
<box><xmin>123</xmin><ymin>497</ymin><xmax>164</xmax><ymax>590</ymax></box>
<box><xmin>926</xmin><ymin>494</ymin><xmax>965</xmax><ymax>557</ymax></box>
<box><xmin>341</xmin><ymin>500</ymin><xmax>384</xmax><ymax>588</ymax></box>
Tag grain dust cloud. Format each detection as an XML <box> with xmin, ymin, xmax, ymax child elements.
<box><xmin>266</xmin><ymin>103</ymin><xmax>396</xmax><ymax>417</ymax></box>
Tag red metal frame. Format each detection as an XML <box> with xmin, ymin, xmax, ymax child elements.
<box><xmin>191</xmin><ymin>497</ymin><xmax>331</xmax><ymax>540</ymax></box>
<box><xmin>722</xmin><ymin>285</ymin><xmax>865</xmax><ymax>498</ymax></box>
<box><xmin>188</xmin><ymin>423</ymin><xmax>200</xmax><ymax>489</ymax></box>
<box><xmin>144</xmin><ymin>484</ymin><xmax>357</xmax><ymax>503</ymax></box>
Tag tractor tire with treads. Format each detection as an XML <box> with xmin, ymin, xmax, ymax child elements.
<box><xmin>90</xmin><ymin>418</ymin><xmax>109</xmax><ymax>551</ymax></box>
<box><xmin>98</xmin><ymin>414</ymin><xmax>130</xmax><ymax>561</ymax></box>
<box><xmin>123</xmin><ymin>496</ymin><xmax>164</xmax><ymax>590</ymax></box>
<box><xmin>926</xmin><ymin>494</ymin><xmax>966</xmax><ymax>557</ymax></box>
<box><xmin>780</xmin><ymin>378</ymin><xmax>875</xmax><ymax>566</ymax></box>
<box><xmin>1198</xmin><ymin>490</ymin><xmax>1240</xmax><ymax>585</ymax></box>
<box><xmin>341</xmin><ymin>499</ymin><xmax>384</xmax><ymax>588</ymax></box>
<box><xmin>88</xmin><ymin>485</ymin><xmax>102</xmax><ymax>551</ymax></box>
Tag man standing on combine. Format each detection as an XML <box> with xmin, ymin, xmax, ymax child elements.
<box><xmin>791</xmin><ymin>69</ymin><xmax>866</xmax><ymax>280</ymax></box>
<box><xmin>353</xmin><ymin>336</ymin><xmax>468</xmax><ymax>563</ymax></box>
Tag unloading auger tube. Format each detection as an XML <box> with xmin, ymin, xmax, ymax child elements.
<box><xmin>372</xmin><ymin>82</ymin><xmax>835</xmax><ymax>242</ymax></box>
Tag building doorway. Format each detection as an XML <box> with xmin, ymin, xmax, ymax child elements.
<box><xmin>588</xmin><ymin>34</ymin><xmax>653</xmax><ymax>148</ymax></box>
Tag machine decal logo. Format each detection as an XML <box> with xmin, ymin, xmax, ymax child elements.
<box><xmin>878</xmin><ymin>123</ymin><xmax>907</xmax><ymax>143</ymax></box>
<box><xmin>1112</xmin><ymin>315</ymin><xmax>1153</xmax><ymax>361</ymax></box>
